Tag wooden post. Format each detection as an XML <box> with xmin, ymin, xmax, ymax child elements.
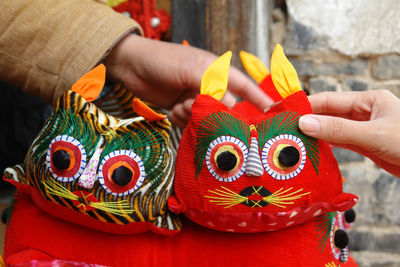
<box><xmin>172</xmin><ymin>0</ymin><xmax>272</xmax><ymax>69</ymax></box>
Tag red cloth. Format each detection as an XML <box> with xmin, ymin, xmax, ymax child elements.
<box><xmin>5</xmin><ymin>193</ymin><xmax>357</xmax><ymax>267</ymax></box>
<box><xmin>174</xmin><ymin>92</ymin><xmax>357</xmax><ymax>233</ymax></box>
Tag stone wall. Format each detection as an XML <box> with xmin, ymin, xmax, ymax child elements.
<box><xmin>274</xmin><ymin>1</ymin><xmax>400</xmax><ymax>266</ymax></box>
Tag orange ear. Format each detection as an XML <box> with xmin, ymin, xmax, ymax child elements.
<box><xmin>71</xmin><ymin>64</ymin><xmax>106</xmax><ymax>102</ymax></box>
<box><xmin>132</xmin><ymin>98</ymin><xmax>167</xmax><ymax>121</ymax></box>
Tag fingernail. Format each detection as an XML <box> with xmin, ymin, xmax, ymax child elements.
<box><xmin>299</xmin><ymin>116</ymin><xmax>320</xmax><ymax>134</ymax></box>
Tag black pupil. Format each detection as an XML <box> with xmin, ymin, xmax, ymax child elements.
<box><xmin>334</xmin><ymin>229</ymin><xmax>349</xmax><ymax>249</ymax></box>
<box><xmin>52</xmin><ymin>150</ymin><xmax>71</xmax><ymax>170</ymax></box>
<box><xmin>278</xmin><ymin>146</ymin><xmax>300</xmax><ymax>167</ymax></box>
<box><xmin>216</xmin><ymin>151</ymin><xmax>237</xmax><ymax>171</ymax></box>
<box><xmin>112</xmin><ymin>165</ymin><xmax>133</xmax><ymax>187</ymax></box>
<box><xmin>344</xmin><ymin>209</ymin><xmax>356</xmax><ymax>223</ymax></box>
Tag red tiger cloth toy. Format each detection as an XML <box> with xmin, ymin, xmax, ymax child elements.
<box><xmin>170</xmin><ymin>44</ymin><xmax>359</xmax><ymax>266</ymax></box>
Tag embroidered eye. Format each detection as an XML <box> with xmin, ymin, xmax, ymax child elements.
<box><xmin>261</xmin><ymin>134</ymin><xmax>306</xmax><ymax>180</ymax></box>
<box><xmin>46</xmin><ymin>135</ymin><xmax>87</xmax><ymax>182</ymax></box>
<box><xmin>205</xmin><ymin>136</ymin><xmax>248</xmax><ymax>182</ymax></box>
<box><xmin>98</xmin><ymin>150</ymin><xmax>146</xmax><ymax>196</ymax></box>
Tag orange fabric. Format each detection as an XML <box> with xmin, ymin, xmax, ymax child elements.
<box><xmin>132</xmin><ymin>98</ymin><xmax>167</xmax><ymax>121</ymax></box>
<box><xmin>0</xmin><ymin>253</ymin><xmax>4</xmax><ymax>267</ymax></box>
<box><xmin>71</xmin><ymin>64</ymin><xmax>106</xmax><ymax>102</ymax></box>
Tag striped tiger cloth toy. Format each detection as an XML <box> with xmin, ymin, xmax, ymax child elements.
<box><xmin>3</xmin><ymin>64</ymin><xmax>180</xmax><ymax>266</ymax></box>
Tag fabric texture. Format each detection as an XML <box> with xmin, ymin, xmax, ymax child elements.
<box><xmin>170</xmin><ymin>46</ymin><xmax>359</xmax><ymax>266</ymax></box>
<box><xmin>4</xmin><ymin>192</ymin><xmax>358</xmax><ymax>267</ymax></box>
<box><xmin>0</xmin><ymin>0</ymin><xmax>142</xmax><ymax>106</ymax></box>
<box><xmin>173</xmin><ymin>92</ymin><xmax>358</xmax><ymax>234</ymax></box>
<box><xmin>3</xmin><ymin>66</ymin><xmax>180</xmax><ymax>236</ymax></box>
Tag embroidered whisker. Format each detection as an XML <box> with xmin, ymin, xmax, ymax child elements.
<box><xmin>42</xmin><ymin>179</ymin><xmax>79</xmax><ymax>201</ymax></box>
<box><xmin>89</xmin><ymin>200</ymin><xmax>134</xmax><ymax>216</ymax></box>
<box><xmin>206</xmin><ymin>185</ymin><xmax>310</xmax><ymax>209</ymax></box>
<box><xmin>273</xmin><ymin>187</ymin><xmax>293</xmax><ymax>196</ymax></box>
<box><xmin>205</xmin><ymin>187</ymin><xmax>248</xmax><ymax>208</ymax></box>
<box><xmin>263</xmin><ymin>188</ymin><xmax>310</xmax><ymax>208</ymax></box>
<box><xmin>209</xmin><ymin>187</ymin><xmax>239</xmax><ymax>197</ymax></box>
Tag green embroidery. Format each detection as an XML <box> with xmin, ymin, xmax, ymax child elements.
<box><xmin>315</xmin><ymin>212</ymin><xmax>336</xmax><ymax>252</ymax></box>
<box><xmin>257</xmin><ymin>111</ymin><xmax>320</xmax><ymax>174</ymax></box>
<box><xmin>34</xmin><ymin>109</ymin><xmax>99</xmax><ymax>160</ymax></box>
<box><xmin>101</xmin><ymin>127</ymin><xmax>166</xmax><ymax>188</ymax></box>
<box><xmin>195</xmin><ymin>112</ymin><xmax>250</xmax><ymax>178</ymax></box>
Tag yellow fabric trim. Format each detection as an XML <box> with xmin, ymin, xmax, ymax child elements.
<box><xmin>239</xmin><ymin>51</ymin><xmax>269</xmax><ymax>83</ymax></box>
<box><xmin>270</xmin><ymin>44</ymin><xmax>301</xmax><ymax>99</ymax></box>
<box><xmin>200</xmin><ymin>51</ymin><xmax>232</xmax><ymax>100</ymax></box>
<box><xmin>106</xmin><ymin>0</ymin><xmax>127</xmax><ymax>7</ymax></box>
<box><xmin>214</xmin><ymin>145</ymin><xmax>240</xmax><ymax>171</ymax></box>
<box><xmin>272</xmin><ymin>144</ymin><xmax>290</xmax><ymax>170</ymax></box>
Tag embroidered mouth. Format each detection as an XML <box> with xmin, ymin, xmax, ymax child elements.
<box><xmin>239</xmin><ymin>186</ymin><xmax>271</xmax><ymax>207</ymax></box>
<box><xmin>205</xmin><ymin>185</ymin><xmax>310</xmax><ymax>209</ymax></box>
<box><xmin>71</xmin><ymin>190</ymin><xmax>98</xmax><ymax>212</ymax></box>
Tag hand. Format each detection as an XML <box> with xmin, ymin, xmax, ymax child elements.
<box><xmin>103</xmin><ymin>34</ymin><xmax>272</xmax><ymax>128</ymax></box>
<box><xmin>298</xmin><ymin>90</ymin><xmax>400</xmax><ymax>177</ymax></box>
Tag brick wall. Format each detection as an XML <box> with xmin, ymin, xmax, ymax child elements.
<box><xmin>274</xmin><ymin>1</ymin><xmax>400</xmax><ymax>265</ymax></box>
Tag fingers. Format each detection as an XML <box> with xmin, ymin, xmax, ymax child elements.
<box><xmin>220</xmin><ymin>91</ymin><xmax>237</xmax><ymax>108</ymax></box>
<box><xmin>168</xmin><ymin>98</ymin><xmax>194</xmax><ymax>129</ymax></box>
<box><xmin>227</xmin><ymin>66</ymin><xmax>273</xmax><ymax>110</ymax></box>
<box><xmin>298</xmin><ymin>114</ymin><xmax>374</xmax><ymax>147</ymax></box>
<box><xmin>307</xmin><ymin>91</ymin><xmax>375</xmax><ymax>120</ymax></box>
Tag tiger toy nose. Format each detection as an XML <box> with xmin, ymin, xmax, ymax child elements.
<box><xmin>78</xmin><ymin>147</ymin><xmax>102</xmax><ymax>189</ymax></box>
<box><xmin>245</xmin><ymin>137</ymin><xmax>264</xmax><ymax>176</ymax></box>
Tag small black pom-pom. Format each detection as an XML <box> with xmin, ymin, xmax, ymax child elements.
<box><xmin>1</xmin><ymin>206</ymin><xmax>9</xmax><ymax>224</ymax></box>
<box><xmin>216</xmin><ymin>151</ymin><xmax>237</xmax><ymax>171</ymax></box>
<box><xmin>278</xmin><ymin>146</ymin><xmax>300</xmax><ymax>167</ymax></box>
<box><xmin>344</xmin><ymin>209</ymin><xmax>356</xmax><ymax>223</ymax></box>
<box><xmin>334</xmin><ymin>229</ymin><xmax>349</xmax><ymax>249</ymax></box>
<box><xmin>52</xmin><ymin>150</ymin><xmax>71</xmax><ymax>170</ymax></box>
<box><xmin>112</xmin><ymin>165</ymin><xmax>133</xmax><ymax>186</ymax></box>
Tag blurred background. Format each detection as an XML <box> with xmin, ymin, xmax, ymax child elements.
<box><xmin>173</xmin><ymin>1</ymin><xmax>400</xmax><ymax>265</ymax></box>
<box><xmin>1</xmin><ymin>0</ymin><xmax>400</xmax><ymax>266</ymax></box>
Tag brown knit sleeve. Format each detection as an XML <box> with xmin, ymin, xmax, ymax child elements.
<box><xmin>0</xmin><ymin>0</ymin><xmax>143</xmax><ymax>105</ymax></box>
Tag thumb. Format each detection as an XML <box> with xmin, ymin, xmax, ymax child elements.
<box><xmin>299</xmin><ymin>115</ymin><xmax>372</xmax><ymax>146</ymax></box>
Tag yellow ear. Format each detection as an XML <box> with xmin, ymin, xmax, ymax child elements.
<box><xmin>271</xmin><ymin>44</ymin><xmax>301</xmax><ymax>98</ymax></box>
<box><xmin>239</xmin><ymin>51</ymin><xmax>269</xmax><ymax>83</ymax></box>
<box><xmin>200</xmin><ymin>51</ymin><xmax>232</xmax><ymax>100</ymax></box>
<box><xmin>71</xmin><ymin>64</ymin><xmax>106</xmax><ymax>102</ymax></box>
<box><xmin>106</xmin><ymin>0</ymin><xmax>126</xmax><ymax>7</ymax></box>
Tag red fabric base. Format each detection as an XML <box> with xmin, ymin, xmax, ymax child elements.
<box><xmin>4</xmin><ymin>178</ymin><xmax>178</xmax><ymax>236</ymax></box>
<box><xmin>5</xmin><ymin>193</ymin><xmax>358</xmax><ymax>267</ymax></box>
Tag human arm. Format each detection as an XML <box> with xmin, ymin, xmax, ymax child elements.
<box><xmin>0</xmin><ymin>0</ymin><xmax>272</xmax><ymax>128</ymax></box>
<box><xmin>103</xmin><ymin>34</ymin><xmax>273</xmax><ymax>128</ymax></box>
<box><xmin>0</xmin><ymin>0</ymin><xmax>141</xmax><ymax>105</ymax></box>
<box><xmin>298</xmin><ymin>90</ymin><xmax>400</xmax><ymax>177</ymax></box>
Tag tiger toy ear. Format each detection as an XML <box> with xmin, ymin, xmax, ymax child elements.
<box><xmin>132</xmin><ymin>98</ymin><xmax>167</xmax><ymax>121</ymax></box>
<box><xmin>200</xmin><ymin>51</ymin><xmax>232</xmax><ymax>100</ymax></box>
<box><xmin>270</xmin><ymin>44</ymin><xmax>301</xmax><ymax>99</ymax></box>
<box><xmin>71</xmin><ymin>64</ymin><xmax>106</xmax><ymax>102</ymax></box>
<box><xmin>239</xmin><ymin>51</ymin><xmax>269</xmax><ymax>83</ymax></box>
